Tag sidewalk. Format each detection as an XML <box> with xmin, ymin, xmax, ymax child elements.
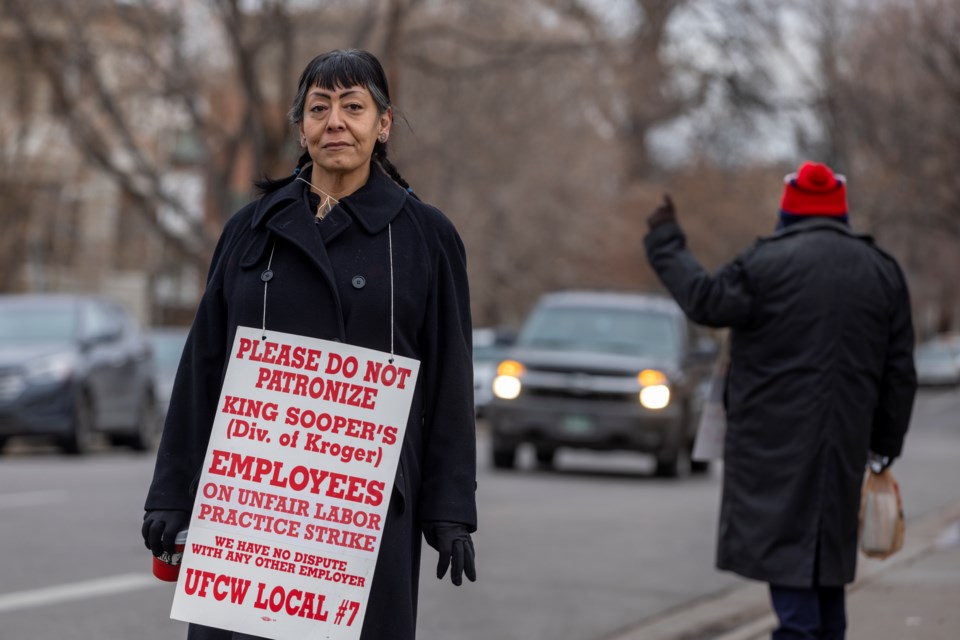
<box><xmin>607</xmin><ymin>499</ymin><xmax>960</xmax><ymax>640</ymax></box>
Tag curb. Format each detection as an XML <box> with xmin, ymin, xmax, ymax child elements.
<box><xmin>603</xmin><ymin>498</ymin><xmax>960</xmax><ymax>640</ymax></box>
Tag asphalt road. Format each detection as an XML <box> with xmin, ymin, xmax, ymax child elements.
<box><xmin>1</xmin><ymin>388</ymin><xmax>958</xmax><ymax>640</ymax></box>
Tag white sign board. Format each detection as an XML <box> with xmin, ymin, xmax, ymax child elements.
<box><xmin>171</xmin><ymin>326</ymin><xmax>419</xmax><ymax>640</ymax></box>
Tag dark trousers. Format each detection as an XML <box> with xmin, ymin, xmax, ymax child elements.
<box><xmin>769</xmin><ymin>584</ymin><xmax>846</xmax><ymax>640</ymax></box>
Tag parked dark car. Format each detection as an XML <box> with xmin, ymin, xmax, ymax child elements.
<box><xmin>147</xmin><ymin>326</ymin><xmax>190</xmax><ymax>426</ymax></box>
<box><xmin>0</xmin><ymin>295</ymin><xmax>159</xmax><ymax>454</ymax></box>
<box><xmin>486</xmin><ymin>291</ymin><xmax>717</xmax><ymax>477</ymax></box>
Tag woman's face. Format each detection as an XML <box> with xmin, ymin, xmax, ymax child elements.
<box><xmin>300</xmin><ymin>84</ymin><xmax>391</xmax><ymax>181</ymax></box>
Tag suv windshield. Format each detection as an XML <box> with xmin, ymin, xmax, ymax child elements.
<box><xmin>518</xmin><ymin>305</ymin><xmax>680</xmax><ymax>358</ymax></box>
<box><xmin>0</xmin><ymin>307</ymin><xmax>77</xmax><ymax>343</ymax></box>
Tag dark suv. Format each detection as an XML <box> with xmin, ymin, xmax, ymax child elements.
<box><xmin>486</xmin><ymin>291</ymin><xmax>716</xmax><ymax>477</ymax></box>
<box><xmin>0</xmin><ymin>295</ymin><xmax>159</xmax><ymax>454</ymax></box>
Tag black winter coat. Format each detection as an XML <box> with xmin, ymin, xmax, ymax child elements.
<box><xmin>145</xmin><ymin>167</ymin><xmax>477</xmax><ymax>639</ymax></box>
<box><xmin>645</xmin><ymin>218</ymin><xmax>915</xmax><ymax>587</ymax></box>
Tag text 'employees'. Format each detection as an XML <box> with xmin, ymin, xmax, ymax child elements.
<box><xmin>207</xmin><ymin>449</ymin><xmax>385</xmax><ymax>506</ymax></box>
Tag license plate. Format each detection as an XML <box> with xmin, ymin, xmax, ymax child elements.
<box><xmin>562</xmin><ymin>414</ymin><xmax>594</xmax><ymax>435</ymax></box>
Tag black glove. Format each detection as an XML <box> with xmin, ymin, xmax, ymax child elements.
<box><xmin>647</xmin><ymin>194</ymin><xmax>677</xmax><ymax>229</ymax></box>
<box><xmin>142</xmin><ymin>509</ymin><xmax>190</xmax><ymax>557</ymax></box>
<box><xmin>424</xmin><ymin>522</ymin><xmax>476</xmax><ymax>586</ymax></box>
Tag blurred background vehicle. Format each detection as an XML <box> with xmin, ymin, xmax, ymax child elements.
<box><xmin>486</xmin><ymin>291</ymin><xmax>717</xmax><ymax>478</ymax></box>
<box><xmin>0</xmin><ymin>294</ymin><xmax>158</xmax><ymax>454</ymax></box>
<box><xmin>915</xmin><ymin>339</ymin><xmax>960</xmax><ymax>387</ymax></box>
<box><xmin>473</xmin><ymin>327</ymin><xmax>515</xmax><ymax>418</ymax></box>
<box><xmin>146</xmin><ymin>326</ymin><xmax>190</xmax><ymax>427</ymax></box>
<box><xmin>933</xmin><ymin>334</ymin><xmax>960</xmax><ymax>369</ymax></box>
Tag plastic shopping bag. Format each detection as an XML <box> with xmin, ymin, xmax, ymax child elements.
<box><xmin>859</xmin><ymin>468</ymin><xmax>905</xmax><ymax>559</ymax></box>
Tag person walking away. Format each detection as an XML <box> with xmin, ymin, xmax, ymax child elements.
<box><xmin>643</xmin><ymin>161</ymin><xmax>916</xmax><ymax>639</ymax></box>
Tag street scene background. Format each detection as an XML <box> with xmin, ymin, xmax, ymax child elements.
<box><xmin>2</xmin><ymin>1</ymin><xmax>960</xmax><ymax>639</ymax></box>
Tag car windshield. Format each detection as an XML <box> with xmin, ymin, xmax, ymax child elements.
<box><xmin>474</xmin><ymin>344</ymin><xmax>502</xmax><ymax>361</ymax></box>
<box><xmin>518</xmin><ymin>305</ymin><xmax>680</xmax><ymax>358</ymax></box>
<box><xmin>917</xmin><ymin>346</ymin><xmax>955</xmax><ymax>362</ymax></box>
<box><xmin>0</xmin><ymin>307</ymin><xmax>77</xmax><ymax>343</ymax></box>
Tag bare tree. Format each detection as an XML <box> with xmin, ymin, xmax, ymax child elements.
<box><xmin>539</xmin><ymin>0</ymin><xmax>785</xmax><ymax>181</ymax></box>
<box><xmin>0</xmin><ymin>31</ymin><xmax>37</xmax><ymax>291</ymax></box>
<box><xmin>4</xmin><ymin>0</ymin><xmax>212</xmax><ymax>264</ymax></box>
<box><xmin>1</xmin><ymin>0</ymin><xmax>368</xmax><ymax>266</ymax></box>
<box><xmin>13</xmin><ymin>0</ymin><xmax>946</xmax><ymax>332</ymax></box>
<box><xmin>839</xmin><ymin>0</ymin><xmax>960</xmax><ymax>332</ymax></box>
<box><xmin>776</xmin><ymin>0</ymin><xmax>959</xmax><ymax>331</ymax></box>
<box><xmin>360</xmin><ymin>0</ymin><xmax>795</xmax><ymax>324</ymax></box>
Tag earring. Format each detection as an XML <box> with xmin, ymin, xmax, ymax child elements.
<box><xmin>300</xmin><ymin>136</ymin><xmax>307</xmax><ymax>147</ymax></box>
<box><xmin>378</xmin><ymin>132</ymin><xmax>388</xmax><ymax>143</ymax></box>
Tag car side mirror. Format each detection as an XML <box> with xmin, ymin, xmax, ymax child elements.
<box><xmin>82</xmin><ymin>327</ymin><xmax>122</xmax><ymax>349</ymax></box>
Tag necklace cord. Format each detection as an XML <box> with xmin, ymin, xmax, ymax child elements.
<box><xmin>261</xmin><ymin>242</ymin><xmax>276</xmax><ymax>340</ymax></box>
<box><xmin>388</xmin><ymin>223</ymin><xmax>395</xmax><ymax>364</ymax></box>
<box><xmin>296</xmin><ymin>175</ymin><xmax>339</xmax><ymax>219</ymax></box>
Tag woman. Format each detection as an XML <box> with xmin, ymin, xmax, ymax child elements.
<box><xmin>142</xmin><ymin>49</ymin><xmax>478</xmax><ymax>640</ymax></box>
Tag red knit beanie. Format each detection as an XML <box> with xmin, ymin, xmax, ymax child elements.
<box><xmin>779</xmin><ymin>161</ymin><xmax>847</xmax><ymax>216</ymax></box>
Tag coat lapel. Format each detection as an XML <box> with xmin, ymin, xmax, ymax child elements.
<box><xmin>245</xmin><ymin>167</ymin><xmax>408</xmax><ymax>339</ymax></box>
<box><xmin>263</xmin><ymin>199</ymin><xmax>347</xmax><ymax>339</ymax></box>
<box><xmin>316</xmin><ymin>206</ymin><xmax>352</xmax><ymax>245</ymax></box>
<box><xmin>337</xmin><ymin>167</ymin><xmax>407</xmax><ymax>235</ymax></box>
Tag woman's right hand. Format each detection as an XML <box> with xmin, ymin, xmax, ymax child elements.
<box><xmin>142</xmin><ymin>509</ymin><xmax>190</xmax><ymax>557</ymax></box>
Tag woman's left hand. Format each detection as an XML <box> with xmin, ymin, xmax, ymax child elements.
<box><xmin>424</xmin><ymin>521</ymin><xmax>477</xmax><ymax>586</ymax></box>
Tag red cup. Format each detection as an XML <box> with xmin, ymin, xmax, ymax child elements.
<box><xmin>152</xmin><ymin>529</ymin><xmax>188</xmax><ymax>582</ymax></box>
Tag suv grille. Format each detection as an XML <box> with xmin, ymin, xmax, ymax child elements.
<box><xmin>526</xmin><ymin>387</ymin><xmax>638</xmax><ymax>402</ymax></box>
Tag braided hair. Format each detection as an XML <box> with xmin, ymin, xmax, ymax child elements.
<box><xmin>257</xmin><ymin>49</ymin><xmax>416</xmax><ymax>198</ymax></box>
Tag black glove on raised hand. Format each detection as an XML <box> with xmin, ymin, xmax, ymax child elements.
<box><xmin>647</xmin><ymin>194</ymin><xmax>677</xmax><ymax>229</ymax></box>
<box><xmin>424</xmin><ymin>521</ymin><xmax>476</xmax><ymax>586</ymax></box>
<box><xmin>142</xmin><ymin>509</ymin><xmax>190</xmax><ymax>558</ymax></box>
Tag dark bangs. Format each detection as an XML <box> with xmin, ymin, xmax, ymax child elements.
<box><xmin>288</xmin><ymin>49</ymin><xmax>391</xmax><ymax>125</ymax></box>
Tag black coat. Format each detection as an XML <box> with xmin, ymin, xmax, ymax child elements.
<box><xmin>645</xmin><ymin>218</ymin><xmax>916</xmax><ymax>587</ymax></box>
<box><xmin>145</xmin><ymin>167</ymin><xmax>477</xmax><ymax>639</ymax></box>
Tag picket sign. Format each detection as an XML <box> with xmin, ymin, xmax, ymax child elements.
<box><xmin>171</xmin><ymin>326</ymin><xmax>419</xmax><ymax>640</ymax></box>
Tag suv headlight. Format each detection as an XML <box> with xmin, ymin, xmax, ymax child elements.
<box><xmin>25</xmin><ymin>353</ymin><xmax>76</xmax><ymax>384</ymax></box>
<box><xmin>492</xmin><ymin>360</ymin><xmax>524</xmax><ymax>400</ymax></box>
<box><xmin>638</xmin><ymin>369</ymin><xmax>670</xmax><ymax>410</ymax></box>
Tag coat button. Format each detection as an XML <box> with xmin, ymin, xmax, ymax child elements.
<box><xmin>261</xmin><ymin>269</ymin><xmax>274</xmax><ymax>282</ymax></box>
<box><xmin>351</xmin><ymin>275</ymin><xmax>366</xmax><ymax>289</ymax></box>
